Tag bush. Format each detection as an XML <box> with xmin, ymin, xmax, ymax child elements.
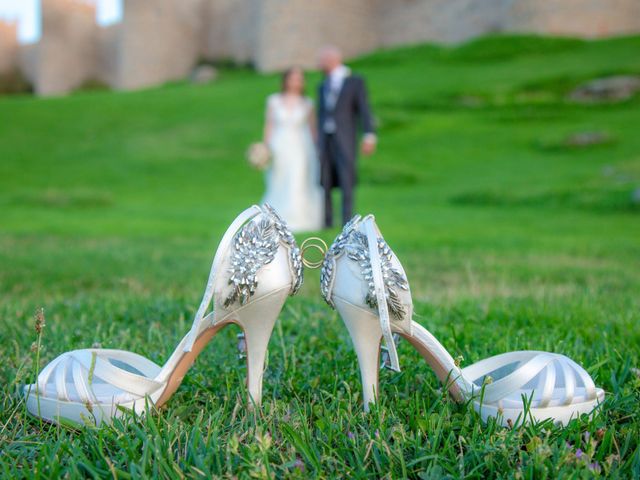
<box><xmin>0</xmin><ymin>69</ymin><xmax>33</xmax><ymax>95</ymax></box>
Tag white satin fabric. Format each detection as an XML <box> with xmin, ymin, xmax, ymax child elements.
<box><xmin>262</xmin><ymin>94</ymin><xmax>323</xmax><ymax>232</ymax></box>
<box><xmin>183</xmin><ymin>206</ymin><xmax>261</xmax><ymax>352</ymax></box>
<box><xmin>331</xmin><ymin>215</ymin><xmax>604</xmax><ymax>425</ymax></box>
<box><xmin>24</xmin><ymin>205</ymin><xmax>299</xmax><ymax>426</ymax></box>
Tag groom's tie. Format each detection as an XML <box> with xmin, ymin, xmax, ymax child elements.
<box><xmin>324</xmin><ymin>79</ymin><xmax>338</xmax><ymax>134</ymax></box>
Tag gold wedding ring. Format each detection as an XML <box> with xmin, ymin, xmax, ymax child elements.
<box><xmin>300</xmin><ymin>237</ymin><xmax>328</xmax><ymax>269</ymax></box>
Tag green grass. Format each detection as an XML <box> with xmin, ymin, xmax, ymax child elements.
<box><xmin>1</xmin><ymin>33</ymin><xmax>640</xmax><ymax>478</ymax></box>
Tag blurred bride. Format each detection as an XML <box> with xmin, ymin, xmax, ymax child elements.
<box><xmin>261</xmin><ymin>67</ymin><xmax>324</xmax><ymax>232</ymax></box>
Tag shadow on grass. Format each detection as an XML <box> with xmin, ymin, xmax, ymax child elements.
<box><xmin>450</xmin><ymin>186</ymin><xmax>640</xmax><ymax>214</ymax></box>
<box><xmin>534</xmin><ymin>130</ymin><xmax>617</xmax><ymax>152</ymax></box>
<box><xmin>7</xmin><ymin>189</ymin><xmax>114</xmax><ymax>209</ymax></box>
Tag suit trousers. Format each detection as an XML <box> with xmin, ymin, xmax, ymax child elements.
<box><xmin>323</xmin><ymin>134</ymin><xmax>354</xmax><ymax>228</ymax></box>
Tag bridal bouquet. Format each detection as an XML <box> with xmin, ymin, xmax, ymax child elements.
<box><xmin>247</xmin><ymin>142</ymin><xmax>271</xmax><ymax>170</ymax></box>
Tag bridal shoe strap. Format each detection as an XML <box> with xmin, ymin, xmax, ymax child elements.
<box><xmin>37</xmin><ymin>355</ymin><xmax>66</xmax><ymax>396</ymax></box>
<box><xmin>560</xmin><ymin>359</ymin><xmax>575</xmax><ymax>405</ymax></box>
<box><xmin>36</xmin><ymin>349</ymin><xmax>164</xmax><ymax>402</ymax></box>
<box><xmin>184</xmin><ymin>205</ymin><xmax>262</xmax><ymax>352</ymax></box>
<box><xmin>72</xmin><ymin>350</ymin><xmax>163</xmax><ymax>396</ymax></box>
<box><xmin>474</xmin><ymin>352</ymin><xmax>557</xmax><ymax>404</ymax></box>
<box><xmin>364</xmin><ymin>219</ymin><xmax>400</xmax><ymax>372</ymax></box>
<box><xmin>462</xmin><ymin>351</ymin><xmax>598</xmax><ymax>406</ymax></box>
<box><xmin>72</xmin><ymin>361</ymin><xmax>96</xmax><ymax>403</ymax></box>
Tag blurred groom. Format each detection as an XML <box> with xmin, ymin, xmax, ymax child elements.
<box><xmin>317</xmin><ymin>46</ymin><xmax>376</xmax><ymax>228</ymax></box>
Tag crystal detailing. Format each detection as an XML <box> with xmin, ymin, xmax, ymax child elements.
<box><xmin>319</xmin><ymin>259</ymin><xmax>334</xmax><ymax>306</ymax></box>
<box><xmin>374</xmin><ymin>238</ymin><xmax>410</xmax><ymax>319</ymax></box>
<box><xmin>346</xmin><ymin>232</ymin><xmax>409</xmax><ymax>321</ymax></box>
<box><xmin>224</xmin><ymin>205</ymin><xmax>303</xmax><ymax>308</ymax></box>
<box><xmin>224</xmin><ymin>216</ymin><xmax>279</xmax><ymax>307</ymax></box>
<box><xmin>320</xmin><ymin>215</ymin><xmax>362</xmax><ymax>307</ymax></box>
<box><xmin>263</xmin><ymin>204</ymin><xmax>303</xmax><ymax>294</ymax></box>
<box><xmin>321</xmin><ymin>215</ymin><xmax>409</xmax><ymax>321</ymax></box>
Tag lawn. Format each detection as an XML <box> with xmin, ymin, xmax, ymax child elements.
<box><xmin>1</xmin><ymin>34</ymin><xmax>639</xmax><ymax>478</ymax></box>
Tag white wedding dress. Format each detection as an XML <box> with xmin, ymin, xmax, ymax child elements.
<box><xmin>262</xmin><ymin>94</ymin><xmax>324</xmax><ymax>232</ymax></box>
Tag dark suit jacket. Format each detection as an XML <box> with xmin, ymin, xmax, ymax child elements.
<box><xmin>317</xmin><ymin>74</ymin><xmax>375</xmax><ymax>189</ymax></box>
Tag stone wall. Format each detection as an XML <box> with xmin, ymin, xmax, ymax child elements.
<box><xmin>202</xmin><ymin>0</ymin><xmax>257</xmax><ymax>64</ymax></box>
<box><xmin>243</xmin><ymin>0</ymin><xmax>640</xmax><ymax>71</ymax></box>
<box><xmin>376</xmin><ymin>0</ymin><xmax>508</xmax><ymax>46</ymax></box>
<box><xmin>18</xmin><ymin>44</ymin><xmax>38</xmax><ymax>84</ymax></box>
<box><xmin>201</xmin><ymin>0</ymin><xmax>378</xmax><ymax>70</ymax></box>
<box><xmin>6</xmin><ymin>0</ymin><xmax>640</xmax><ymax>95</ymax></box>
<box><xmin>253</xmin><ymin>0</ymin><xmax>378</xmax><ymax>71</ymax></box>
<box><xmin>96</xmin><ymin>24</ymin><xmax>120</xmax><ymax>87</ymax></box>
<box><xmin>505</xmin><ymin>0</ymin><xmax>640</xmax><ymax>38</ymax></box>
<box><xmin>36</xmin><ymin>0</ymin><xmax>100</xmax><ymax>95</ymax></box>
<box><xmin>375</xmin><ymin>0</ymin><xmax>640</xmax><ymax>50</ymax></box>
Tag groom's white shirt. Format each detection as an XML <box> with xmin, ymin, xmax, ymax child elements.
<box><xmin>328</xmin><ymin>64</ymin><xmax>350</xmax><ymax>99</ymax></box>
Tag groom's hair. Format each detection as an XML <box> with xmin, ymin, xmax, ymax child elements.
<box><xmin>318</xmin><ymin>45</ymin><xmax>342</xmax><ymax>69</ymax></box>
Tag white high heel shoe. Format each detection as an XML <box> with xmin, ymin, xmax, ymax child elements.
<box><xmin>24</xmin><ymin>205</ymin><xmax>303</xmax><ymax>426</ymax></box>
<box><xmin>321</xmin><ymin>215</ymin><xmax>605</xmax><ymax>426</ymax></box>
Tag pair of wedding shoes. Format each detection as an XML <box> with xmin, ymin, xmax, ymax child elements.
<box><xmin>24</xmin><ymin>206</ymin><xmax>604</xmax><ymax>427</ymax></box>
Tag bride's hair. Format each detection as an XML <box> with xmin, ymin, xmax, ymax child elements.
<box><xmin>281</xmin><ymin>66</ymin><xmax>305</xmax><ymax>95</ymax></box>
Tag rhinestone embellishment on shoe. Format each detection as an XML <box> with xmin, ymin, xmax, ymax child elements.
<box><xmin>321</xmin><ymin>216</ymin><xmax>409</xmax><ymax>321</ymax></box>
<box><xmin>225</xmin><ymin>205</ymin><xmax>304</xmax><ymax>308</ymax></box>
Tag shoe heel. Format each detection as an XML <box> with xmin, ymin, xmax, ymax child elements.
<box><xmin>233</xmin><ymin>287</ymin><xmax>289</xmax><ymax>407</ymax></box>
<box><xmin>334</xmin><ymin>297</ymin><xmax>383</xmax><ymax>411</ymax></box>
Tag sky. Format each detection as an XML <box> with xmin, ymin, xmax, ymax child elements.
<box><xmin>0</xmin><ymin>0</ymin><xmax>122</xmax><ymax>43</ymax></box>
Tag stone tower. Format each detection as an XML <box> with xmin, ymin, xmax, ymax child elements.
<box><xmin>36</xmin><ymin>0</ymin><xmax>102</xmax><ymax>95</ymax></box>
<box><xmin>0</xmin><ymin>21</ymin><xmax>19</xmax><ymax>75</ymax></box>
